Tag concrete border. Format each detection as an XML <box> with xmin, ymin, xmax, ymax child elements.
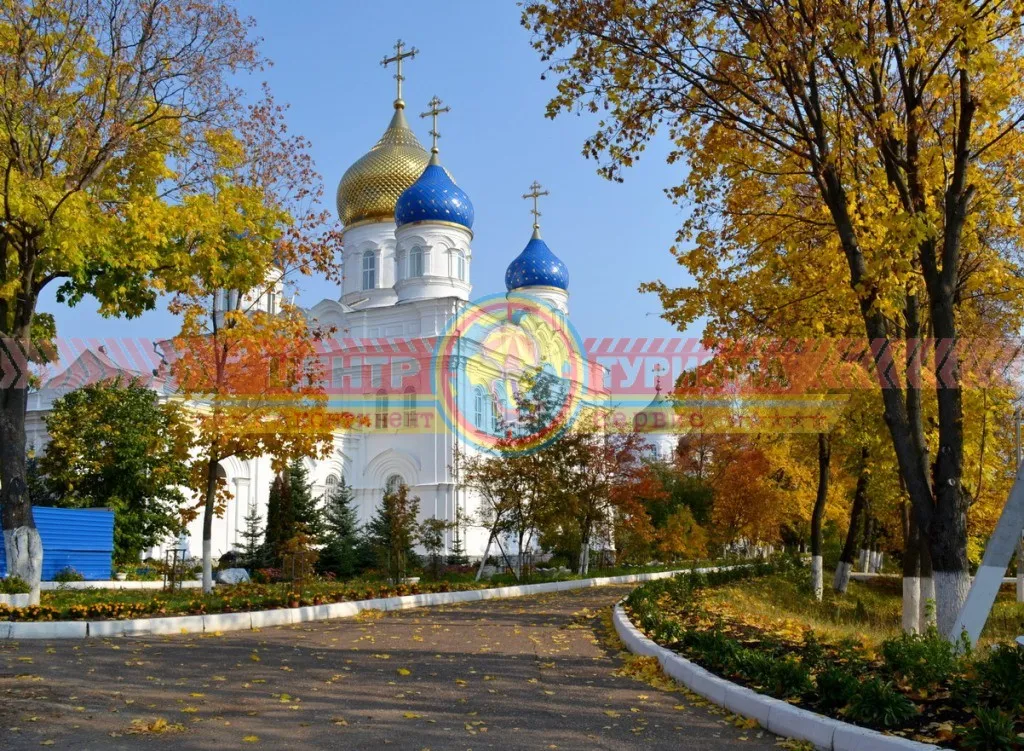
<box><xmin>611</xmin><ymin>602</ymin><xmax>944</xmax><ymax>751</ymax></box>
<box><xmin>1</xmin><ymin>566</ymin><xmax>718</xmax><ymax>641</ymax></box>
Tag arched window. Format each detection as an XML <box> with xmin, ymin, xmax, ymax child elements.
<box><xmin>375</xmin><ymin>388</ymin><xmax>388</xmax><ymax>429</ymax></box>
<box><xmin>454</xmin><ymin>250</ymin><xmax>466</xmax><ymax>281</ymax></box>
<box><xmin>409</xmin><ymin>246</ymin><xmax>424</xmax><ymax>277</ymax></box>
<box><xmin>385</xmin><ymin>474</ymin><xmax>404</xmax><ymax>494</ymax></box>
<box><xmin>404</xmin><ymin>386</ymin><xmax>416</xmax><ymax>427</ymax></box>
<box><xmin>473</xmin><ymin>386</ymin><xmax>486</xmax><ymax>430</ymax></box>
<box><xmin>491</xmin><ymin>394</ymin><xmax>502</xmax><ymax>432</ymax></box>
<box><xmin>362</xmin><ymin>250</ymin><xmax>376</xmax><ymax>290</ymax></box>
<box><xmin>323</xmin><ymin>474</ymin><xmax>340</xmax><ymax>500</ymax></box>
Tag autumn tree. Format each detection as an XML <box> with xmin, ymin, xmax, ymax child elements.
<box><xmin>525</xmin><ymin>0</ymin><xmax>1024</xmax><ymax>638</ymax></box>
<box><xmin>40</xmin><ymin>377</ymin><xmax>193</xmax><ymax>564</ymax></box>
<box><xmin>0</xmin><ymin>0</ymin><xmax>261</xmax><ymax>603</ymax></box>
<box><xmin>167</xmin><ymin>85</ymin><xmax>355</xmax><ymax>592</ymax></box>
<box><xmin>541</xmin><ymin>410</ymin><xmax>655</xmax><ymax>576</ymax></box>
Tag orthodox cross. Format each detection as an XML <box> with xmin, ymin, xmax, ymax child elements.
<box><xmin>653</xmin><ymin>363</ymin><xmax>665</xmax><ymax>394</ymax></box>
<box><xmin>522</xmin><ymin>180</ymin><xmax>549</xmax><ymax>230</ymax></box>
<box><xmin>381</xmin><ymin>39</ymin><xmax>418</xmax><ymax>104</ymax></box>
<box><xmin>420</xmin><ymin>96</ymin><xmax>450</xmax><ymax>153</ymax></box>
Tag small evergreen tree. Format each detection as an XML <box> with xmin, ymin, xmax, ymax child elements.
<box><xmin>288</xmin><ymin>461</ymin><xmax>324</xmax><ymax>541</ymax></box>
<box><xmin>420</xmin><ymin>517</ymin><xmax>452</xmax><ymax>580</ymax></box>
<box><xmin>263</xmin><ymin>471</ymin><xmax>295</xmax><ymax>566</ymax></box>
<box><xmin>318</xmin><ymin>478</ymin><xmax>361</xmax><ymax>579</ymax></box>
<box><xmin>447</xmin><ymin>507</ymin><xmax>469</xmax><ymax>566</ymax></box>
<box><xmin>366</xmin><ymin>483</ymin><xmax>420</xmax><ymax>584</ymax></box>
<box><xmin>239</xmin><ymin>501</ymin><xmax>264</xmax><ymax>570</ymax></box>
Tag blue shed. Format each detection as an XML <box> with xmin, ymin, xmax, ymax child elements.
<box><xmin>0</xmin><ymin>507</ymin><xmax>114</xmax><ymax>580</ymax></box>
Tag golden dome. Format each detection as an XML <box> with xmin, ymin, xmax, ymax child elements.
<box><xmin>336</xmin><ymin>105</ymin><xmax>430</xmax><ymax>227</ymax></box>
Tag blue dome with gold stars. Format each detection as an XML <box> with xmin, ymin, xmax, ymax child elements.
<box><xmin>395</xmin><ymin>154</ymin><xmax>474</xmax><ymax>230</ymax></box>
<box><xmin>505</xmin><ymin>229</ymin><xmax>569</xmax><ymax>291</ymax></box>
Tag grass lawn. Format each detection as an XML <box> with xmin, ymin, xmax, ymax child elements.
<box><xmin>701</xmin><ymin>572</ymin><xmax>1024</xmax><ymax>648</ymax></box>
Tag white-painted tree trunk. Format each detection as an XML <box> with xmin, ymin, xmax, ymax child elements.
<box><xmin>833</xmin><ymin>561</ymin><xmax>852</xmax><ymax>594</ymax></box>
<box><xmin>920</xmin><ymin>575</ymin><xmax>936</xmax><ymax>629</ymax></box>
<box><xmin>3</xmin><ymin>527</ymin><xmax>42</xmax><ymax>605</ymax></box>
<box><xmin>875</xmin><ymin>552</ymin><xmax>884</xmax><ymax>572</ymax></box>
<box><xmin>934</xmin><ymin>570</ymin><xmax>971</xmax><ymax>640</ymax></box>
<box><xmin>858</xmin><ymin>548</ymin><xmax>869</xmax><ymax>572</ymax></box>
<box><xmin>902</xmin><ymin>576</ymin><xmax>921</xmax><ymax>634</ymax></box>
<box><xmin>810</xmin><ymin>555</ymin><xmax>823</xmax><ymax>601</ymax></box>
<box><xmin>202</xmin><ymin>539</ymin><xmax>213</xmax><ymax>593</ymax></box>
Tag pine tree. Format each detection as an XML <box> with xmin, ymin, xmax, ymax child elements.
<box><xmin>318</xmin><ymin>478</ymin><xmax>361</xmax><ymax>579</ymax></box>
<box><xmin>288</xmin><ymin>461</ymin><xmax>324</xmax><ymax>541</ymax></box>
<box><xmin>366</xmin><ymin>483</ymin><xmax>420</xmax><ymax>584</ymax></box>
<box><xmin>263</xmin><ymin>471</ymin><xmax>294</xmax><ymax>566</ymax></box>
<box><xmin>447</xmin><ymin>507</ymin><xmax>469</xmax><ymax>566</ymax></box>
<box><xmin>239</xmin><ymin>501</ymin><xmax>264</xmax><ymax>570</ymax></box>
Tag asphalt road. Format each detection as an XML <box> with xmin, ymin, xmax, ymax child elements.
<box><xmin>0</xmin><ymin>585</ymin><xmax>780</xmax><ymax>750</ymax></box>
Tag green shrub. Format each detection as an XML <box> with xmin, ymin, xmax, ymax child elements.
<box><xmin>960</xmin><ymin>706</ymin><xmax>1019</xmax><ymax>751</ymax></box>
<box><xmin>973</xmin><ymin>644</ymin><xmax>1024</xmax><ymax>712</ymax></box>
<box><xmin>53</xmin><ymin>567</ymin><xmax>84</xmax><ymax>582</ymax></box>
<box><xmin>880</xmin><ymin>629</ymin><xmax>961</xmax><ymax>691</ymax></box>
<box><xmin>844</xmin><ymin>678</ymin><xmax>917</xmax><ymax>729</ymax></box>
<box><xmin>682</xmin><ymin>625</ymin><xmax>739</xmax><ymax>672</ymax></box>
<box><xmin>0</xmin><ymin>575</ymin><xmax>30</xmax><ymax>594</ymax></box>
<box><xmin>765</xmin><ymin>656</ymin><xmax>813</xmax><ymax>700</ymax></box>
<box><xmin>815</xmin><ymin>666</ymin><xmax>859</xmax><ymax>712</ymax></box>
<box><xmin>731</xmin><ymin>647</ymin><xmax>776</xmax><ymax>687</ymax></box>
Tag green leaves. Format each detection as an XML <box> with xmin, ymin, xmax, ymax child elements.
<box><xmin>40</xmin><ymin>377</ymin><xmax>193</xmax><ymax>563</ymax></box>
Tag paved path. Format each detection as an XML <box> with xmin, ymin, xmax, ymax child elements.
<box><xmin>0</xmin><ymin>585</ymin><xmax>779</xmax><ymax>750</ymax></box>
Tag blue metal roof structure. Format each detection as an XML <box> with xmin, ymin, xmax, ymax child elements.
<box><xmin>0</xmin><ymin>507</ymin><xmax>114</xmax><ymax>580</ymax></box>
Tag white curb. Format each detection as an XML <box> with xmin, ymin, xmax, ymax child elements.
<box><xmin>1</xmin><ymin>566</ymin><xmax>712</xmax><ymax>640</ymax></box>
<box><xmin>611</xmin><ymin>603</ymin><xmax>944</xmax><ymax>751</ymax></box>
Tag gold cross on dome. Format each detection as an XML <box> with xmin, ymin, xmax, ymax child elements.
<box><xmin>381</xmin><ymin>39</ymin><xmax>419</xmax><ymax>105</ymax></box>
<box><xmin>420</xmin><ymin>96</ymin><xmax>450</xmax><ymax>153</ymax></box>
<box><xmin>522</xmin><ymin>181</ymin><xmax>549</xmax><ymax>229</ymax></box>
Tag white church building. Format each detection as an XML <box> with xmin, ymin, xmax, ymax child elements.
<box><xmin>26</xmin><ymin>48</ymin><xmax>617</xmax><ymax>563</ymax></box>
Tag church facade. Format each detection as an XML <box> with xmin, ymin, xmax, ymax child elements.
<box><xmin>27</xmin><ymin>46</ymin><xmax>612</xmax><ymax>563</ymax></box>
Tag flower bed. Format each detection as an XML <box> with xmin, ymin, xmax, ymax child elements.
<box><xmin>0</xmin><ymin>579</ymin><xmax>483</xmax><ymax>622</ymax></box>
<box><xmin>0</xmin><ymin>559</ymin><xmax>728</xmax><ymax>623</ymax></box>
<box><xmin>624</xmin><ymin>561</ymin><xmax>1024</xmax><ymax>750</ymax></box>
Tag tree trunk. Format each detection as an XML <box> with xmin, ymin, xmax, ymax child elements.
<box><xmin>834</xmin><ymin>448</ymin><xmax>869</xmax><ymax>594</ymax></box>
<box><xmin>578</xmin><ymin>520</ymin><xmax>592</xmax><ymax>577</ymax></box>
<box><xmin>860</xmin><ymin>515</ymin><xmax>875</xmax><ymax>574</ymax></box>
<box><xmin>901</xmin><ymin>500</ymin><xmax>921</xmax><ymax>633</ymax></box>
<box><xmin>202</xmin><ymin>454</ymin><xmax>219</xmax><ymax>594</ymax></box>
<box><xmin>919</xmin><ymin>542</ymin><xmax>936</xmax><ymax>630</ymax></box>
<box><xmin>810</xmin><ymin>433</ymin><xmax>831</xmax><ymax>601</ymax></box>
<box><xmin>0</xmin><ymin>367</ymin><xmax>41</xmax><ymax>605</ymax></box>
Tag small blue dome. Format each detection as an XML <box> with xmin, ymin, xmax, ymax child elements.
<box><xmin>505</xmin><ymin>230</ymin><xmax>569</xmax><ymax>291</ymax></box>
<box><xmin>395</xmin><ymin>156</ymin><xmax>474</xmax><ymax>230</ymax></box>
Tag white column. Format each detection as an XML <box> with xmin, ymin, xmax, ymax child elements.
<box><xmin>232</xmin><ymin>478</ymin><xmax>251</xmax><ymax>551</ymax></box>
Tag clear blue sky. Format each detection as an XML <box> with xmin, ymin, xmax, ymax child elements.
<box><xmin>39</xmin><ymin>0</ymin><xmax>700</xmax><ymax>345</ymax></box>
